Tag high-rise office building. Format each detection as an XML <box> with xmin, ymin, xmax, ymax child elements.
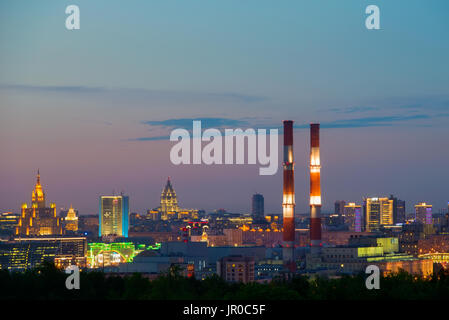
<box><xmin>389</xmin><ymin>195</ymin><xmax>406</xmax><ymax>224</ymax></box>
<box><xmin>99</xmin><ymin>195</ymin><xmax>129</xmax><ymax>237</ymax></box>
<box><xmin>344</xmin><ymin>202</ymin><xmax>362</xmax><ymax>232</ymax></box>
<box><xmin>415</xmin><ymin>202</ymin><xmax>432</xmax><ymax>225</ymax></box>
<box><xmin>335</xmin><ymin>200</ymin><xmax>346</xmax><ymax>216</ymax></box>
<box><xmin>364</xmin><ymin>197</ymin><xmax>393</xmax><ymax>232</ymax></box>
<box><xmin>16</xmin><ymin>170</ymin><xmax>62</xmax><ymax>236</ymax></box>
<box><xmin>0</xmin><ymin>212</ymin><xmax>20</xmax><ymax>236</ymax></box>
<box><xmin>251</xmin><ymin>194</ymin><xmax>264</xmax><ymax>220</ymax></box>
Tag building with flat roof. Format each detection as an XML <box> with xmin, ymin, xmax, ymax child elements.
<box><xmin>99</xmin><ymin>195</ymin><xmax>129</xmax><ymax>237</ymax></box>
<box><xmin>251</xmin><ymin>194</ymin><xmax>264</xmax><ymax>221</ymax></box>
<box><xmin>364</xmin><ymin>197</ymin><xmax>393</xmax><ymax>231</ymax></box>
<box><xmin>415</xmin><ymin>202</ymin><xmax>433</xmax><ymax>225</ymax></box>
<box><xmin>217</xmin><ymin>255</ymin><xmax>255</xmax><ymax>283</ymax></box>
<box><xmin>344</xmin><ymin>203</ymin><xmax>362</xmax><ymax>232</ymax></box>
<box><xmin>0</xmin><ymin>236</ymin><xmax>87</xmax><ymax>270</ymax></box>
<box><xmin>306</xmin><ymin>244</ymin><xmax>431</xmax><ymax>276</ymax></box>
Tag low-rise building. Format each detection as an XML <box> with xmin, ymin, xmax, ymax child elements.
<box><xmin>217</xmin><ymin>255</ymin><xmax>255</xmax><ymax>283</ymax></box>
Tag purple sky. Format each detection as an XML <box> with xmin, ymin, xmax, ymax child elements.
<box><xmin>1</xmin><ymin>1</ymin><xmax>449</xmax><ymax>215</ymax></box>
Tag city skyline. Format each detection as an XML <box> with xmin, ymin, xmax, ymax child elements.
<box><xmin>2</xmin><ymin>152</ymin><xmax>448</xmax><ymax>216</ymax></box>
<box><xmin>2</xmin><ymin>1</ymin><xmax>449</xmax><ymax>304</ymax></box>
<box><xmin>1</xmin><ymin>0</ymin><xmax>449</xmax><ymax>214</ymax></box>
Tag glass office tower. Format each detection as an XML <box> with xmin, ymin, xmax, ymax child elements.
<box><xmin>99</xmin><ymin>195</ymin><xmax>129</xmax><ymax>237</ymax></box>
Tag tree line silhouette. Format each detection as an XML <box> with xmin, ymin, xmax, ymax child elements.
<box><xmin>1</xmin><ymin>262</ymin><xmax>449</xmax><ymax>300</ymax></box>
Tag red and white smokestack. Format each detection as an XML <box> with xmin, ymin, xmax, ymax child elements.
<box><xmin>310</xmin><ymin>123</ymin><xmax>322</xmax><ymax>254</ymax></box>
<box><xmin>282</xmin><ymin>120</ymin><xmax>295</xmax><ymax>268</ymax></box>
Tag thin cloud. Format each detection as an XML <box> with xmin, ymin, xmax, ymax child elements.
<box><xmin>0</xmin><ymin>84</ymin><xmax>268</xmax><ymax>104</ymax></box>
<box><xmin>131</xmin><ymin>113</ymin><xmax>436</xmax><ymax>141</ymax></box>
<box><xmin>142</xmin><ymin>117</ymin><xmax>250</xmax><ymax>129</ymax></box>
<box><xmin>0</xmin><ymin>84</ymin><xmax>108</xmax><ymax>94</ymax></box>
<box><xmin>325</xmin><ymin>95</ymin><xmax>449</xmax><ymax>115</ymax></box>
<box><xmin>131</xmin><ymin>117</ymin><xmax>278</xmax><ymax>141</ymax></box>
<box><xmin>294</xmin><ymin>114</ymin><xmax>431</xmax><ymax>129</ymax></box>
<box><xmin>328</xmin><ymin>106</ymin><xmax>380</xmax><ymax>114</ymax></box>
<box><xmin>130</xmin><ymin>136</ymin><xmax>170</xmax><ymax>141</ymax></box>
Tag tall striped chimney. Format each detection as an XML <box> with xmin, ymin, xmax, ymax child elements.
<box><xmin>310</xmin><ymin>123</ymin><xmax>322</xmax><ymax>254</ymax></box>
<box><xmin>282</xmin><ymin>120</ymin><xmax>295</xmax><ymax>270</ymax></box>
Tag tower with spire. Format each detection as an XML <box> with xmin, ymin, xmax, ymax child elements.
<box><xmin>16</xmin><ymin>170</ymin><xmax>62</xmax><ymax>236</ymax></box>
<box><xmin>31</xmin><ymin>169</ymin><xmax>46</xmax><ymax>208</ymax></box>
<box><xmin>160</xmin><ymin>177</ymin><xmax>180</xmax><ymax>219</ymax></box>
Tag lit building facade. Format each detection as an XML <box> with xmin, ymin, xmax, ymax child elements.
<box><xmin>99</xmin><ymin>195</ymin><xmax>129</xmax><ymax>237</ymax></box>
<box><xmin>157</xmin><ymin>178</ymin><xmax>198</xmax><ymax>220</ymax></box>
<box><xmin>344</xmin><ymin>203</ymin><xmax>362</xmax><ymax>232</ymax></box>
<box><xmin>0</xmin><ymin>212</ymin><xmax>20</xmax><ymax>236</ymax></box>
<box><xmin>160</xmin><ymin>177</ymin><xmax>179</xmax><ymax>219</ymax></box>
<box><xmin>0</xmin><ymin>236</ymin><xmax>87</xmax><ymax>270</ymax></box>
<box><xmin>415</xmin><ymin>202</ymin><xmax>433</xmax><ymax>225</ymax></box>
<box><xmin>364</xmin><ymin>197</ymin><xmax>393</xmax><ymax>232</ymax></box>
<box><xmin>217</xmin><ymin>255</ymin><xmax>255</xmax><ymax>283</ymax></box>
<box><xmin>306</xmin><ymin>244</ymin><xmax>432</xmax><ymax>276</ymax></box>
<box><xmin>15</xmin><ymin>171</ymin><xmax>62</xmax><ymax>236</ymax></box>
<box><xmin>64</xmin><ymin>205</ymin><xmax>79</xmax><ymax>232</ymax></box>
<box><xmin>87</xmin><ymin>242</ymin><xmax>161</xmax><ymax>268</ymax></box>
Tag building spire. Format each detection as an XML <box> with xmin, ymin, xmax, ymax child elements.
<box><xmin>32</xmin><ymin>169</ymin><xmax>45</xmax><ymax>208</ymax></box>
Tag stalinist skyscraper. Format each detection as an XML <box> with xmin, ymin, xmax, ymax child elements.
<box><xmin>16</xmin><ymin>170</ymin><xmax>62</xmax><ymax>236</ymax></box>
<box><xmin>160</xmin><ymin>177</ymin><xmax>180</xmax><ymax>220</ymax></box>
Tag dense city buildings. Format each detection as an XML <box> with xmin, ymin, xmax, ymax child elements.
<box><xmin>1</xmin><ymin>125</ymin><xmax>448</xmax><ymax>284</ymax></box>
<box><xmin>15</xmin><ymin>171</ymin><xmax>62</xmax><ymax>236</ymax></box>
<box><xmin>1</xmin><ymin>168</ymin><xmax>448</xmax><ymax>283</ymax></box>
<box><xmin>99</xmin><ymin>195</ymin><xmax>129</xmax><ymax>238</ymax></box>
<box><xmin>0</xmin><ymin>236</ymin><xmax>87</xmax><ymax>270</ymax></box>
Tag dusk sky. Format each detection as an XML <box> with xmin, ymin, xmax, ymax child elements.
<box><xmin>1</xmin><ymin>0</ymin><xmax>448</xmax><ymax>215</ymax></box>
